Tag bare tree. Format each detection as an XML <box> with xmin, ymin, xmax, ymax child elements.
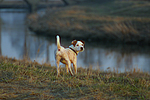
<box><xmin>24</xmin><ymin>0</ymin><xmax>41</xmax><ymax>13</ymax></box>
<box><xmin>0</xmin><ymin>0</ymin><xmax>3</xmax><ymax>3</ymax></box>
<box><xmin>61</xmin><ymin>0</ymin><xmax>69</xmax><ymax>5</ymax></box>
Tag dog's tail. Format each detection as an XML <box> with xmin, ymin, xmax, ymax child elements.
<box><xmin>56</xmin><ymin>35</ymin><xmax>61</xmax><ymax>49</ymax></box>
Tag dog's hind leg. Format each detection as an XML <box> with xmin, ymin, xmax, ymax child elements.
<box><xmin>56</xmin><ymin>56</ymin><xmax>61</xmax><ymax>76</ymax></box>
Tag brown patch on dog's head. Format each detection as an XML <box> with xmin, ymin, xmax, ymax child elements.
<box><xmin>72</xmin><ymin>40</ymin><xmax>77</xmax><ymax>46</ymax></box>
<box><xmin>80</xmin><ymin>40</ymin><xmax>85</xmax><ymax>45</ymax></box>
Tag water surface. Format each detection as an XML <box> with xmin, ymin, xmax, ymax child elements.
<box><xmin>0</xmin><ymin>9</ymin><xmax>150</xmax><ymax>73</ymax></box>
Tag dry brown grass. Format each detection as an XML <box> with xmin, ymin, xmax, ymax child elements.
<box><xmin>103</xmin><ymin>22</ymin><xmax>139</xmax><ymax>36</ymax></box>
<box><xmin>0</xmin><ymin>56</ymin><xmax>150</xmax><ymax>99</ymax></box>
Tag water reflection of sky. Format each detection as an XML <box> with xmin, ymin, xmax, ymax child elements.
<box><xmin>0</xmin><ymin>9</ymin><xmax>150</xmax><ymax>73</ymax></box>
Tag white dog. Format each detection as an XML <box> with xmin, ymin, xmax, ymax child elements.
<box><xmin>55</xmin><ymin>35</ymin><xmax>85</xmax><ymax>76</ymax></box>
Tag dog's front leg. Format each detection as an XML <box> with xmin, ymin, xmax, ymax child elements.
<box><xmin>67</xmin><ymin>60</ymin><xmax>74</xmax><ymax>76</ymax></box>
<box><xmin>73</xmin><ymin>61</ymin><xmax>77</xmax><ymax>74</ymax></box>
<box><xmin>72</xmin><ymin>57</ymin><xmax>77</xmax><ymax>74</ymax></box>
<box><xmin>65</xmin><ymin>64</ymin><xmax>69</xmax><ymax>74</ymax></box>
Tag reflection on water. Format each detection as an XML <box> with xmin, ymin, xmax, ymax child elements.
<box><xmin>0</xmin><ymin>9</ymin><xmax>150</xmax><ymax>73</ymax></box>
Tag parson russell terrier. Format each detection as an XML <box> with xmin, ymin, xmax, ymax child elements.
<box><xmin>55</xmin><ymin>35</ymin><xmax>85</xmax><ymax>76</ymax></box>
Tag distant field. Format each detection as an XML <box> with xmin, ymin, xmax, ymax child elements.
<box><xmin>27</xmin><ymin>0</ymin><xmax>150</xmax><ymax>44</ymax></box>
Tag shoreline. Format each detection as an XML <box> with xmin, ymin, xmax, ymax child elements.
<box><xmin>27</xmin><ymin>0</ymin><xmax>150</xmax><ymax>45</ymax></box>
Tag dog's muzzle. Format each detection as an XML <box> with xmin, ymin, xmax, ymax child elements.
<box><xmin>80</xmin><ymin>47</ymin><xmax>84</xmax><ymax>51</ymax></box>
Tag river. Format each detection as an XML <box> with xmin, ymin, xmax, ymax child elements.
<box><xmin>0</xmin><ymin>9</ymin><xmax>150</xmax><ymax>73</ymax></box>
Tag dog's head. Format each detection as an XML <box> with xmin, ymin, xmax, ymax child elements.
<box><xmin>71</xmin><ymin>40</ymin><xmax>85</xmax><ymax>52</ymax></box>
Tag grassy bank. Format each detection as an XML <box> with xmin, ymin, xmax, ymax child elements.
<box><xmin>0</xmin><ymin>56</ymin><xmax>150</xmax><ymax>99</ymax></box>
<box><xmin>27</xmin><ymin>0</ymin><xmax>150</xmax><ymax>44</ymax></box>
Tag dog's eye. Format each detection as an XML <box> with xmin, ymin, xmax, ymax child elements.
<box><xmin>77</xmin><ymin>44</ymin><xmax>79</xmax><ymax>46</ymax></box>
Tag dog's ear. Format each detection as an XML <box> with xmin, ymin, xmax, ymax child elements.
<box><xmin>72</xmin><ymin>40</ymin><xmax>77</xmax><ymax>46</ymax></box>
<box><xmin>80</xmin><ymin>40</ymin><xmax>85</xmax><ymax>44</ymax></box>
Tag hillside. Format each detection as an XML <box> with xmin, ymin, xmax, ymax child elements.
<box><xmin>0</xmin><ymin>56</ymin><xmax>150</xmax><ymax>99</ymax></box>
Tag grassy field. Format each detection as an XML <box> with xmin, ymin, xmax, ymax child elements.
<box><xmin>27</xmin><ymin>0</ymin><xmax>150</xmax><ymax>44</ymax></box>
<box><xmin>0</xmin><ymin>56</ymin><xmax>150</xmax><ymax>99</ymax></box>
